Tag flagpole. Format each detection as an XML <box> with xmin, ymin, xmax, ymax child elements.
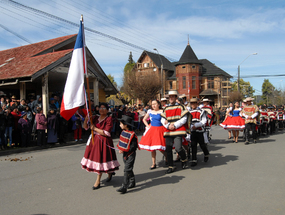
<box><xmin>81</xmin><ymin>15</ymin><xmax>94</xmax><ymax>143</ymax></box>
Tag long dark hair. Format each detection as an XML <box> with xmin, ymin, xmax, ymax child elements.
<box><xmin>151</xmin><ymin>99</ymin><xmax>162</xmax><ymax>110</ymax></box>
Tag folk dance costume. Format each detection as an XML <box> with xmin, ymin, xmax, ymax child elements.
<box><xmin>139</xmin><ymin>110</ymin><xmax>166</xmax><ymax>151</ymax></box>
<box><xmin>189</xmin><ymin>107</ymin><xmax>210</xmax><ymax>166</ymax></box>
<box><xmin>277</xmin><ymin>108</ymin><xmax>285</xmax><ymax>130</ymax></box>
<box><xmin>267</xmin><ymin>107</ymin><xmax>277</xmax><ymax>134</ymax></box>
<box><xmin>259</xmin><ymin>107</ymin><xmax>269</xmax><ymax>135</ymax></box>
<box><xmin>201</xmin><ymin>103</ymin><xmax>213</xmax><ymax>144</ymax></box>
<box><xmin>220</xmin><ymin>108</ymin><xmax>245</xmax><ymax>130</ymax></box>
<box><xmin>81</xmin><ymin>116</ymin><xmax>120</xmax><ymax>174</ymax></box>
<box><xmin>240</xmin><ymin>98</ymin><xmax>259</xmax><ymax>144</ymax></box>
<box><xmin>117</xmin><ymin>129</ymin><xmax>139</xmax><ymax>193</ymax></box>
<box><xmin>161</xmin><ymin>102</ymin><xmax>189</xmax><ymax>173</ymax></box>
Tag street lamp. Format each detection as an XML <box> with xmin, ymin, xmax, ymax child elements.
<box><xmin>238</xmin><ymin>53</ymin><xmax>257</xmax><ymax>93</ymax></box>
<box><xmin>154</xmin><ymin>48</ymin><xmax>164</xmax><ymax>98</ymax></box>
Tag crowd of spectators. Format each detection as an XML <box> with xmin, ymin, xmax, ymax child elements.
<box><xmin>0</xmin><ymin>92</ymin><xmax>151</xmax><ymax>151</ymax></box>
<box><xmin>0</xmin><ymin>94</ymin><xmax>68</xmax><ymax>150</ymax></box>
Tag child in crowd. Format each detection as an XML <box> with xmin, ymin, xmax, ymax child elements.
<box><xmin>71</xmin><ymin>112</ymin><xmax>84</xmax><ymax>142</ymax></box>
<box><xmin>116</xmin><ymin>115</ymin><xmax>139</xmax><ymax>194</ymax></box>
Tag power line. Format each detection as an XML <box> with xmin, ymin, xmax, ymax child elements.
<box><xmin>232</xmin><ymin>74</ymin><xmax>285</xmax><ymax>78</ymax></box>
<box><xmin>0</xmin><ymin>23</ymin><xmax>31</xmax><ymax>44</ymax></box>
<box><xmin>3</xmin><ymin>0</ymin><xmax>160</xmax><ymax>55</ymax></box>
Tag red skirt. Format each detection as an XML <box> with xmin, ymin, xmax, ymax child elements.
<box><xmin>81</xmin><ymin>134</ymin><xmax>120</xmax><ymax>174</ymax></box>
<box><xmin>139</xmin><ymin>125</ymin><xmax>166</xmax><ymax>151</ymax></box>
<box><xmin>220</xmin><ymin>116</ymin><xmax>245</xmax><ymax>130</ymax></box>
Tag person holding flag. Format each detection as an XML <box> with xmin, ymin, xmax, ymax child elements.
<box><xmin>60</xmin><ymin>16</ymin><xmax>119</xmax><ymax>190</ymax></box>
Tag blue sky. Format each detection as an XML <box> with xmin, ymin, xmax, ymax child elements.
<box><xmin>0</xmin><ymin>0</ymin><xmax>285</xmax><ymax>95</ymax></box>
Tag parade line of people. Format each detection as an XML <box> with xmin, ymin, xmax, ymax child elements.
<box><xmin>80</xmin><ymin>90</ymin><xmax>285</xmax><ymax>194</ymax></box>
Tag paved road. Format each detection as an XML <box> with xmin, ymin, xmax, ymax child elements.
<box><xmin>1</xmin><ymin>126</ymin><xmax>285</xmax><ymax>215</ymax></box>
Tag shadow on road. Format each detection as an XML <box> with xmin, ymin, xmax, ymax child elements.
<box><xmin>190</xmin><ymin>153</ymin><xmax>239</xmax><ymax>170</ymax></box>
<box><xmin>103</xmin><ymin>169</ymin><xmax>184</xmax><ymax>192</ymax></box>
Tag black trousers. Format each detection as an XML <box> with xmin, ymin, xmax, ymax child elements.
<box><xmin>190</xmin><ymin>132</ymin><xmax>209</xmax><ymax>161</ymax></box>
<box><xmin>278</xmin><ymin>121</ymin><xmax>283</xmax><ymax>129</ymax></box>
<box><xmin>269</xmin><ymin>120</ymin><xmax>275</xmax><ymax>134</ymax></box>
<box><xmin>123</xmin><ymin>151</ymin><xmax>136</xmax><ymax>186</ymax></box>
<box><xmin>165</xmin><ymin>136</ymin><xmax>186</xmax><ymax>167</ymax></box>
<box><xmin>245</xmin><ymin>123</ymin><xmax>256</xmax><ymax>140</ymax></box>
<box><xmin>21</xmin><ymin>133</ymin><xmax>31</xmax><ymax>147</ymax></box>
<box><xmin>37</xmin><ymin>130</ymin><xmax>46</xmax><ymax>146</ymax></box>
<box><xmin>260</xmin><ymin>123</ymin><xmax>268</xmax><ymax>134</ymax></box>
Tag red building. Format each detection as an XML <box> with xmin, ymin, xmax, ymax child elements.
<box><xmin>134</xmin><ymin>42</ymin><xmax>232</xmax><ymax>107</ymax></box>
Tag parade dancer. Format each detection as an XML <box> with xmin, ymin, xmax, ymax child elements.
<box><xmin>161</xmin><ymin>90</ymin><xmax>189</xmax><ymax>174</ymax></box>
<box><xmin>200</xmin><ymin>98</ymin><xmax>213</xmax><ymax>144</ymax></box>
<box><xmin>220</xmin><ymin>101</ymin><xmax>245</xmax><ymax>143</ymax></box>
<box><xmin>189</xmin><ymin>98</ymin><xmax>210</xmax><ymax>167</ymax></box>
<box><xmin>259</xmin><ymin>105</ymin><xmax>269</xmax><ymax>135</ymax></box>
<box><xmin>81</xmin><ymin>103</ymin><xmax>120</xmax><ymax>190</ymax></box>
<box><xmin>277</xmin><ymin>106</ymin><xmax>284</xmax><ymax>130</ymax></box>
<box><xmin>139</xmin><ymin>99</ymin><xmax>167</xmax><ymax>169</ymax></box>
<box><xmin>179</xmin><ymin>94</ymin><xmax>188</xmax><ymax>106</ymax></box>
<box><xmin>117</xmin><ymin>115</ymin><xmax>139</xmax><ymax>194</ymax></box>
<box><xmin>273</xmin><ymin>106</ymin><xmax>278</xmax><ymax>132</ymax></box>
<box><xmin>240</xmin><ymin>97</ymin><xmax>259</xmax><ymax>144</ymax></box>
<box><xmin>160</xmin><ymin>98</ymin><xmax>168</xmax><ymax>108</ymax></box>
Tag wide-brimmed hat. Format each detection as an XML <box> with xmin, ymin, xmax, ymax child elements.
<box><xmin>190</xmin><ymin>98</ymin><xmax>199</xmax><ymax>103</ymax></box>
<box><xmin>179</xmin><ymin>94</ymin><xmax>187</xmax><ymax>99</ymax></box>
<box><xmin>21</xmin><ymin>111</ymin><xmax>27</xmax><ymax>117</ymax></box>
<box><xmin>202</xmin><ymin>98</ymin><xmax>211</xmax><ymax>102</ymax></box>
<box><xmin>244</xmin><ymin>97</ymin><xmax>254</xmax><ymax>102</ymax></box>
<box><xmin>118</xmin><ymin>115</ymin><xmax>135</xmax><ymax>128</ymax></box>
<box><xmin>160</xmin><ymin>98</ymin><xmax>168</xmax><ymax>102</ymax></box>
<box><xmin>11</xmin><ymin>95</ymin><xmax>16</xmax><ymax>99</ymax></box>
<box><xmin>167</xmin><ymin>90</ymin><xmax>178</xmax><ymax>96</ymax></box>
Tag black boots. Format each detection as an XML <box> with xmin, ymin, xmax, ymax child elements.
<box><xmin>117</xmin><ymin>171</ymin><xmax>135</xmax><ymax>194</ymax></box>
<box><xmin>116</xmin><ymin>185</ymin><xmax>127</xmax><ymax>194</ymax></box>
<box><xmin>128</xmin><ymin>176</ymin><xmax>136</xmax><ymax>189</ymax></box>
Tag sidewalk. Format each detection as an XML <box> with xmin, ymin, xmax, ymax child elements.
<box><xmin>0</xmin><ymin>133</ymin><xmax>125</xmax><ymax>157</ymax></box>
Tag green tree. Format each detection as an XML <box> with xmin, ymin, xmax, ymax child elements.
<box><xmin>261</xmin><ymin>79</ymin><xmax>284</xmax><ymax>105</ymax></box>
<box><xmin>261</xmin><ymin>79</ymin><xmax>274</xmax><ymax>102</ymax></box>
<box><xmin>107</xmin><ymin>74</ymin><xmax>118</xmax><ymax>89</ymax></box>
<box><xmin>232</xmin><ymin>79</ymin><xmax>255</xmax><ymax>98</ymax></box>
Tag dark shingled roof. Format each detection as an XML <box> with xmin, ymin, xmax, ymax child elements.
<box><xmin>175</xmin><ymin>44</ymin><xmax>201</xmax><ymax>65</ymax></box>
<box><xmin>200</xmin><ymin>59</ymin><xmax>232</xmax><ymax>78</ymax></box>
<box><xmin>144</xmin><ymin>51</ymin><xmax>175</xmax><ymax>71</ymax></box>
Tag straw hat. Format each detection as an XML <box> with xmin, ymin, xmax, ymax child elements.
<box><xmin>190</xmin><ymin>98</ymin><xmax>199</xmax><ymax>103</ymax></box>
<box><xmin>179</xmin><ymin>94</ymin><xmax>187</xmax><ymax>98</ymax></box>
<box><xmin>160</xmin><ymin>98</ymin><xmax>167</xmax><ymax>102</ymax></box>
<box><xmin>244</xmin><ymin>97</ymin><xmax>254</xmax><ymax>102</ymax></box>
<box><xmin>202</xmin><ymin>98</ymin><xmax>211</xmax><ymax>102</ymax></box>
<box><xmin>167</xmin><ymin>90</ymin><xmax>178</xmax><ymax>96</ymax></box>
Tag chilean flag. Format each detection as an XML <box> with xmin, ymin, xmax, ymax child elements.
<box><xmin>60</xmin><ymin>16</ymin><xmax>86</xmax><ymax>120</ymax></box>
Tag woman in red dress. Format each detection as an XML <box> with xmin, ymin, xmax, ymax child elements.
<box><xmin>138</xmin><ymin>99</ymin><xmax>166</xmax><ymax>169</ymax></box>
<box><xmin>220</xmin><ymin>101</ymin><xmax>245</xmax><ymax>143</ymax></box>
<box><xmin>81</xmin><ymin>103</ymin><xmax>120</xmax><ymax>190</ymax></box>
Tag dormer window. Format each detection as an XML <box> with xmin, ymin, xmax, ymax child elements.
<box><xmin>144</xmin><ymin>63</ymin><xmax>149</xmax><ymax>68</ymax></box>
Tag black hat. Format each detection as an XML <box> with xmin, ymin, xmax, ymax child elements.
<box><xmin>118</xmin><ymin>115</ymin><xmax>134</xmax><ymax>128</ymax></box>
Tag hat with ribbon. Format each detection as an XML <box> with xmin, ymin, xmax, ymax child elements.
<box><xmin>118</xmin><ymin>115</ymin><xmax>135</xmax><ymax>128</ymax></box>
